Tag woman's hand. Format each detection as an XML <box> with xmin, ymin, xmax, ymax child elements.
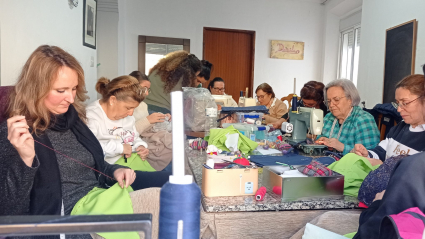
<box><xmin>165</xmin><ymin>113</ymin><xmax>172</xmax><ymax>121</ymax></box>
<box><xmin>272</xmin><ymin>118</ymin><xmax>286</xmax><ymax>129</ymax></box>
<box><xmin>7</xmin><ymin>116</ymin><xmax>35</xmax><ymax>167</ymax></box>
<box><xmin>323</xmin><ymin>138</ymin><xmax>345</xmax><ymax>152</ymax></box>
<box><xmin>147</xmin><ymin>113</ymin><xmax>166</xmax><ymax>124</ymax></box>
<box><xmin>113</xmin><ymin>168</ymin><xmax>136</xmax><ymax>188</ymax></box>
<box><xmin>136</xmin><ymin>146</ymin><xmax>149</xmax><ymax>160</ymax></box>
<box><xmin>123</xmin><ymin>144</ymin><xmax>132</xmax><ymax>158</ymax></box>
<box><xmin>367</xmin><ymin>157</ymin><xmax>383</xmax><ymax>166</ymax></box>
<box><xmin>353</xmin><ymin>144</ymin><xmax>369</xmax><ymax>157</ymax></box>
<box><xmin>373</xmin><ymin>190</ymin><xmax>386</xmax><ymax>202</ymax></box>
<box><xmin>315</xmin><ymin>137</ymin><xmax>327</xmax><ymax>144</ymax></box>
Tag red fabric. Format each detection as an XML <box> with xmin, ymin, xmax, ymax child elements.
<box><xmin>273</xmin><ymin>186</ymin><xmax>282</xmax><ymax>195</ymax></box>
<box><xmin>255</xmin><ymin>186</ymin><xmax>267</xmax><ymax>201</ymax></box>
<box><xmin>234</xmin><ymin>158</ymin><xmax>250</xmax><ymax>166</ymax></box>
<box><xmin>358</xmin><ymin>202</ymin><xmax>369</xmax><ymax>208</ymax></box>
<box><xmin>389</xmin><ymin>207</ymin><xmax>425</xmax><ymax>239</ymax></box>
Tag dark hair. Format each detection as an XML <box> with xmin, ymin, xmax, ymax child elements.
<box><xmin>149</xmin><ymin>50</ymin><xmax>202</xmax><ymax>93</ymax></box>
<box><xmin>300</xmin><ymin>81</ymin><xmax>325</xmax><ymax>102</ymax></box>
<box><xmin>129</xmin><ymin>71</ymin><xmax>149</xmax><ymax>83</ymax></box>
<box><xmin>198</xmin><ymin>60</ymin><xmax>213</xmax><ymax>81</ymax></box>
<box><xmin>395</xmin><ymin>74</ymin><xmax>425</xmax><ymax>103</ymax></box>
<box><xmin>208</xmin><ymin>77</ymin><xmax>225</xmax><ymax>92</ymax></box>
<box><xmin>95</xmin><ymin>76</ymin><xmax>145</xmax><ymax>103</ymax></box>
<box><xmin>255</xmin><ymin>83</ymin><xmax>275</xmax><ymax>98</ymax></box>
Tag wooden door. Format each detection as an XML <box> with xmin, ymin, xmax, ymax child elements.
<box><xmin>203</xmin><ymin>28</ymin><xmax>255</xmax><ymax>101</ymax></box>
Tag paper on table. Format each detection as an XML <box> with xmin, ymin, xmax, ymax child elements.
<box><xmin>256</xmin><ymin>147</ymin><xmax>282</xmax><ymax>155</ymax></box>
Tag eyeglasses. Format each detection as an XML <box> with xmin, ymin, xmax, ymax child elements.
<box><xmin>302</xmin><ymin>100</ymin><xmax>318</xmax><ymax>108</ymax></box>
<box><xmin>392</xmin><ymin>96</ymin><xmax>422</xmax><ymax>109</ymax></box>
<box><xmin>213</xmin><ymin>87</ymin><xmax>225</xmax><ymax>92</ymax></box>
<box><xmin>141</xmin><ymin>87</ymin><xmax>151</xmax><ymax>94</ymax></box>
<box><xmin>255</xmin><ymin>94</ymin><xmax>267</xmax><ymax>100</ymax></box>
<box><xmin>325</xmin><ymin>96</ymin><xmax>346</xmax><ymax>105</ymax></box>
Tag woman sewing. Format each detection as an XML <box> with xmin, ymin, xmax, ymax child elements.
<box><xmin>316</xmin><ymin>79</ymin><xmax>380</xmax><ymax>155</ymax></box>
<box><xmin>255</xmin><ymin>83</ymin><xmax>288</xmax><ymax>124</ymax></box>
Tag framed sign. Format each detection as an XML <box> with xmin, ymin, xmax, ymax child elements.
<box><xmin>270</xmin><ymin>40</ymin><xmax>304</xmax><ymax>60</ymax></box>
<box><xmin>83</xmin><ymin>0</ymin><xmax>97</xmax><ymax>49</ymax></box>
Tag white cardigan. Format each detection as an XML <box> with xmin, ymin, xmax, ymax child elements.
<box><xmin>86</xmin><ymin>100</ymin><xmax>148</xmax><ymax>164</ymax></box>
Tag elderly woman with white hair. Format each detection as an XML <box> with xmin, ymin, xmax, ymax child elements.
<box><xmin>316</xmin><ymin>79</ymin><xmax>380</xmax><ymax>155</ymax></box>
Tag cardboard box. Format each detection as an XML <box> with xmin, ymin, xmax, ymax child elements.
<box><xmin>202</xmin><ymin>166</ymin><xmax>258</xmax><ymax>197</ymax></box>
<box><xmin>262</xmin><ymin>166</ymin><xmax>344</xmax><ymax>202</ymax></box>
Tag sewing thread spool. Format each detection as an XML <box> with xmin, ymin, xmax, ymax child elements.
<box><xmin>159</xmin><ymin>91</ymin><xmax>201</xmax><ymax>239</ymax></box>
<box><xmin>291</xmin><ymin>78</ymin><xmax>298</xmax><ymax>113</ymax></box>
<box><xmin>255</xmin><ymin>186</ymin><xmax>267</xmax><ymax>201</ymax></box>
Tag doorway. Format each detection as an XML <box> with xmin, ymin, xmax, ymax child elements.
<box><xmin>203</xmin><ymin>27</ymin><xmax>255</xmax><ymax>101</ymax></box>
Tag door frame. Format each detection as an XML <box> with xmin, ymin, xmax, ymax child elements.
<box><xmin>138</xmin><ymin>35</ymin><xmax>190</xmax><ymax>74</ymax></box>
<box><xmin>203</xmin><ymin>27</ymin><xmax>256</xmax><ymax>97</ymax></box>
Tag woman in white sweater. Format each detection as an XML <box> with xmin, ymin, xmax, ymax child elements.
<box><xmin>87</xmin><ymin>75</ymin><xmax>154</xmax><ymax>171</ymax></box>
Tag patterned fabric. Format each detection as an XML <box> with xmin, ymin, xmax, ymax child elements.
<box><xmin>317</xmin><ymin>106</ymin><xmax>380</xmax><ymax>155</ymax></box>
<box><xmin>299</xmin><ymin>160</ymin><xmax>333</xmax><ymax>177</ymax></box>
<box><xmin>357</xmin><ymin>154</ymin><xmax>407</xmax><ymax>206</ymax></box>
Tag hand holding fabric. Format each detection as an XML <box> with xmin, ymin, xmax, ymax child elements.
<box><xmin>147</xmin><ymin>113</ymin><xmax>166</xmax><ymax>124</ymax></box>
<box><xmin>7</xmin><ymin>116</ymin><xmax>35</xmax><ymax>167</ymax></box>
<box><xmin>165</xmin><ymin>113</ymin><xmax>172</xmax><ymax>121</ymax></box>
<box><xmin>353</xmin><ymin>144</ymin><xmax>369</xmax><ymax>157</ymax></box>
<box><xmin>113</xmin><ymin>168</ymin><xmax>136</xmax><ymax>188</ymax></box>
<box><xmin>123</xmin><ymin>144</ymin><xmax>132</xmax><ymax>158</ymax></box>
<box><xmin>323</xmin><ymin>138</ymin><xmax>344</xmax><ymax>152</ymax></box>
<box><xmin>367</xmin><ymin>157</ymin><xmax>383</xmax><ymax>166</ymax></box>
<box><xmin>136</xmin><ymin>145</ymin><xmax>149</xmax><ymax>160</ymax></box>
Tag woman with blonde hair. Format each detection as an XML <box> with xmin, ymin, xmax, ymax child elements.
<box><xmin>0</xmin><ymin>46</ymin><xmax>135</xmax><ymax>228</ymax></box>
<box><xmin>143</xmin><ymin>50</ymin><xmax>202</xmax><ymax>114</ymax></box>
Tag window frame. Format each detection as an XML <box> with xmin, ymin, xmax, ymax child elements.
<box><xmin>138</xmin><ymin>36</ymin><xmax>190</xmax><ymax>74</ymax></box>
<box><xmin>337</xmin><ymin>24</ymin><xmax>361</xmax><ymax>83</ymax></box>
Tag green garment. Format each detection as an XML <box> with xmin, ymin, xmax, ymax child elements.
<box><xmin>115</xmin><ymin>153</ymin><xmax>156</xmax><ymax>172</ymax></box>
<box><xmin>205</xmin><ymin>125</ymin><xmax>258</xmax><ymax>154</ymax></box>
<box><xmin>344</xmin><ymin>232</ymin><xmax>356</xmax><ymax>238</ymax></box>
<box><xmin>328</xmin><ymin>153</ymin><xmax>380</xmax><ymax>197</ymax></box>
<box><xmin>143</xmin><ymin>70</ymin><xmax>183</xmax><ymax>111</ymax></box>
<box><xmin>71</xmin><ymin>183</ymin><xmax>138</xmax><ymax>239</ymax></box>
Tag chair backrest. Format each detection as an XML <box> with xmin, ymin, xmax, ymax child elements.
<box><xmin>0</xmin><ymin>86</ymin><xmax>14</xmax><ymax>123</ymax></box>
<box><xmin>280</xmin><ymin>93</ymin><xmax>300</xmax><ymax>109</ymax></box>
<box><xmin>377</xmin><ymin>113</ymin><xmax>398</xmax><ymax>141</ymax></box>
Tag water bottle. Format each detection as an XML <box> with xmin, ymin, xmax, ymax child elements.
<box><xmin>205</xmin><ymin>107</ymin><xmax>217</xmax><ymax>136</ymax></box>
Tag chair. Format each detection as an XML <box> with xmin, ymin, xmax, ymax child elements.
<box><xmin>0</xmin><ymin>214</ymin><xmax>153</xmax><ymax>239</ymax></box>
<box><xmin>0</xmin><ymin>86</ymin><xmax>14</xmax><ymax>123</ymax></box>
<box><xmin>281</xmin><ymin>93</ymin><xmax>300</xmax><ymax>109</ymax></box>
<box><xmin>377</xmin><ymin>113</ymin><xmax>398</xmax><ymax>141</ymax></box>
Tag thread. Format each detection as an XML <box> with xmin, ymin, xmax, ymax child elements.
<box><xmin>33</xmin><ymin>139</ymin><xmax>115</xmax><ymax>181</ymax></box>
<box><xmin>255</xmin><ymin>186</ymin><xmax>267</xmax><ymax>201</ymax></box>
<box><xmin>273</xmin><ymin>186</ymin><xmax>282</xmax><ymax>195</ymax></box>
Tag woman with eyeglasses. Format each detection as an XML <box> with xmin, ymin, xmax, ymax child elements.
<box><xmin>353</xmin><ymin>74</ymin><xmax>425</xmax><ymax>165</ymax></box>
<box><xmin>208</xmin><ymin>77</ymin><xmax>238</xmax><ymax>108</ymax></box>
<box><xmin>255</xmin><ymin>83</ymin><xmax>288</xmax><ymax>124</ymax></box>
<box><xmin>130</xmin><ymin>71</ymin><xmax>171</xmax><ymax>134</ymax></box>
<box><xmin>272</xmin><ymin>81</ymin><xmax>329</xmax><ymax>129</ymax></box>
<box><xmin>316</xmin><ymin>79</ymin><xmax>380</xmax><ymax>155</ymax></box>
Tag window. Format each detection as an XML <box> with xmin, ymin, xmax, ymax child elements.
<box><xmin>338</xmin><ymin>26</ymin><xmax>361</xmax><ymax>85</ymax></box>
<box><xmin>138</xmin><ymin>36</ymin><xmax>190</xmax><ymax>75</ymax></box>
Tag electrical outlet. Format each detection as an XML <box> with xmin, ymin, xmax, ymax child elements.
<box><xmin>245</xmin><ymin>182</ymin><xmax>253</xmax><ymax>194</ymax></box>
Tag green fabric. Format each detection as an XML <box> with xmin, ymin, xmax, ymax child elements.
<box><xmin>143</xmin><ymin>70</ymin><xmax>183</xmax><ymax>111</ymax></box>
<box><xmin>205</xmin><ymin>125</ymin><xmax>258</xmax><ymax>154</ymax></box>
<box><xmin>115</xmin><ymin>153</ymin><xmax>156</xmax><ymax>172</ymax></box>
<box><xmin>71</xmin><ymin>183</ymin><xmax>137</xmax><ymax>239</ymax></box>
<box><xmin>317</xmin><ymin>106</ymin><xmax>380</xmax><ymax>155</ymax></box>
<box><xmin>328</xmin><ymin>153</ymin><xmax>380</xmax><ymax>197</ymax></box>
<box><xmin>344</xmin><ymin>232</ymin><xmax>356</xmax><ymax>238</ymax></box>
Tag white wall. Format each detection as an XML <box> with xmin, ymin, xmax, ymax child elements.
<box><xmin>357</xmin><ymin>0</ymin><xmax>425</xmax><ymax>107</ymax></box>
<box><xmin>0</xmin><ymin>0</ymin><xmax>98</xmax><ymax>102</ymax></box>
<box><xmin>117</xmin><ymin>0</ymin><xmax>326</xmax><ymax>99</ymax></box>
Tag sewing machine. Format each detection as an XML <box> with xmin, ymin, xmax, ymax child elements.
<box><xmin>287</xmin><ymin>106</ymin><xmax>323</xmax><ymax>141</ymax></box>
<box><xmin>212</xmin><ymin>95</ymin><xmax>235</xmax><ymax>107</ymax></box>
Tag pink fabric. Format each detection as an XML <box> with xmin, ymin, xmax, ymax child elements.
<box><xmin>0</xmin><ymin>86</ymin><xmax>13</xmax><ymax>123</ymax></box>
<box><xmin>389</xmin><ymin>207</ymin><xmax>425</xmax><ymax>239</ymax></box>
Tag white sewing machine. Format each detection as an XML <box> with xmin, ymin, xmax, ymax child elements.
<box><xmin>212</xmin><ymin>95</ymin><xmax>235</xmax><ymax>107</ymax></box>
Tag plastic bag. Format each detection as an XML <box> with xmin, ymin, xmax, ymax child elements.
<box><xmin>152</xmin><ymin>115</ymin><xmax>172</xmax><ymax>132</ymax></box>
<box><xmin>183</xmin><ymin>87</ymin><xmax>217</xmax><ymax>131</ymax></box>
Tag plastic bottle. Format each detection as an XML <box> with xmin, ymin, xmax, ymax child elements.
<box><xmin>238</xmin><ymin>91</ymin><xmax>245</xmax><ymax>107</ymax></box>
<box><xmin>204</xmin><ymin>103</ymin><xmax>218</xmax><ymax>136</ymax></box>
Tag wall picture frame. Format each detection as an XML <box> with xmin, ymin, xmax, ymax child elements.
<box><xmin>83</xmin><ymin>0</ymin><xmax>97</xmax><ymax>49</ymax></box>
<box><xmin>270</xmin><ymin>40</ymin><xmax>304</xmax><ymax>60</ymax></box>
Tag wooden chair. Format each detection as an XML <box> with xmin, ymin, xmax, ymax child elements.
<box><xmin>377</xmin><ymin>113</ymin><xmax>397</xmax><ymax>141</ymax></box>
<box><xmin>281</xmin><ymin>93</ymin><xmax>300</xmax><ymax>109</ymax></box>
